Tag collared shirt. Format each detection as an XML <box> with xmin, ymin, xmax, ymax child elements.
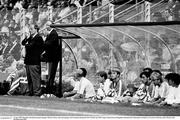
<box><xmin>96</xmin><ymin>79</ymin><xmax>112</xmax><ymax>97</ymax></box>
<box><xmin>77</xmin><ymin>77</ymin><xmax>95</xmax><ymax>98</ymax></box>
<box><xmin>103</xmin><ymin>79</ymin><xmax>112</xmax><ymax>95</ymax></box>
<box><xmin>174</xmin><ymin>85</ymin><xmax>180</xmax><ymax>104</ymax></box>
<box><xmin>154</xmin><ymin>81</ymin><xmax>169</xmax><ymax>99</ymax></box>
<box><xmin>165</xmin><ymin>85</ymin><xmax>180</xmax><ymax>104</ymax></box>
<box><xmin>73</xmin><ymin>81</ymin><xmax>80</xmax><ymax>91</ymax></box>
<box><xmin>165</xmin><ymin>86</ymin><xmax>175</xmax><ymax>104</ymax></box>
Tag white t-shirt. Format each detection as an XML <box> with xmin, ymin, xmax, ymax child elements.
<box><xmin>97</xmin><ymin>79</ymin><xmax>112</xmax><ymax>97</ymax></box>
<box><xmin>174</xmin><ymin>85</ymin><xmax>180</xmax><ymax>104</ymax></box>
<box><xmin>165</xmin><ymin>85</ymin><xmax>180</xmax><ymax>104</ymax></box>
<box><xmin>73</xmin><ymin>81</ymin><xmax>80</xmax><ymax>91</ymax></box>
<box><xmin>77</xmin><ymin>77</ymin><xmax>95</xmax><ymax>98</ymax></box>
<box><xmin>103</xmin><ymin>79</ymin><xmax>112</xmax><ymax>95</ymax></box>
<box><xmin>154</xmin><ymin>81</ymin><xmax>169</xmax><ymax>99</ymax></box>
<box><xmin>165</xmin><ymin>86</ymin><xmax>176</xmax><ymax>104</ymax></box>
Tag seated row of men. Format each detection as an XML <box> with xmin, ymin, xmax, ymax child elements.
<box><xmin>2</xmin><ymin>60</ymin><xmax>180</xmax><ymax>107</ymax></box>
<box><xmin>63</xmin><ymin>67</ymin><xmax>180</xmax><ymax>107</ymax></box>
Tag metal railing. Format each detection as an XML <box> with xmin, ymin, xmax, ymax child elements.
<box><xmin>89</xmin><ymin>0</ymin><xmax>135</xmax><ymax>23</ymax></box>
<box><xmin>114</xmin><ymin>0</ymin><xmax>145</xmax><ymax>22</ymax></box>
<box><xmin>126</xmin><ymin>0</ymin><xmax>166</xmax><ymax>22</ymax></box>
<box><xmin>54</xmin><ymin>0</ymin><xmax>99</xmax><ymax>24</ymax></box>
<box><xmin>114</xmin><ymin>0</ymin><xmax>144</xmax><ymax>19</ymax></box>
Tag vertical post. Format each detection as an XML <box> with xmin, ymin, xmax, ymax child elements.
<box><xmin>141</xmin><ymin>2</ymin><xmax>145</xmax><ymax>21</ymax></box>
<box><xmin>109</xmin><ymin>3</ymin><xmax>114</xmax><ymax>23</ymax></box>
<box><xmin>77</xmin><ymin>6</ymin><xmax>82</xmax><ymax>24</ymax></box>
<box><xmin>144</xmin><ymin>1</ymin><xmax>151</xmax><ymax>22</ymax></box>
<box><xmin>144</xmin><ymin>1</ymin><xmax>151</xmax><ymax>67</ymax></box>
<box><xmin>48</xmin><ymin>5</ymin><xmax>53</xmax><ymax>21</ymax></box>
<box><xmin>58</xmin><ymin>36</ymin><xmax>63</xmax><ymax>97</ymax></box>
<box><xmin>136</xmin><ymin>0</ymin><xmax>138</xmax><ymax>10</ymax></box>
<box><xmin>89</xmin><ymin>4</ymin><xmax>92</xmax><ymax>23</ymax></box>
<box><xmin>109</xmin><ymin>3</ymin><xmax>115</xmax><ymax>69</ymax></box>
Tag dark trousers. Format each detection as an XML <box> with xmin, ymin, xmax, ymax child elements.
<box><xmin>26</xmin><ymin>65</ymin><xmax>42</xmax><ymax>96</ymax></box>
<box><xmin>46</xmin><ymin>61</ymin><xmax>59</xmax><ymax>95</ymax></box>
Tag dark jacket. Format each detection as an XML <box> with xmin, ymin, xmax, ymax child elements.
<box><xmin>22</xmin><ymin>34</ymin><xmax>44</xmax><ymax>65</ymax></box>
<box><xmin>44</xmin><ymin>29</ymin><xmax>60</xmax><ymax>62</ymax></box>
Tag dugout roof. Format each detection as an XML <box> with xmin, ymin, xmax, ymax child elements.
<box><xmin>51</xmin><ymin>21</ymin><xmax>180</xmax><ymax>80</ymax></box>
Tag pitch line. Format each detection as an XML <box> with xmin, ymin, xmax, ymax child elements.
<box><xmin>0</xmin><ymin>104</ymin><xmax>119</xmax><ymax>116</ymax></box>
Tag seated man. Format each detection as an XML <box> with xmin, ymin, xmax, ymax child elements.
<box><xmin>117</xmin><ymin>71</ymin><xmax>152</xmax><ymax>104</ymax></box>
<box><xmin>6</xmin><ymin>60</ymin><xmax>27</xmax><ymax>95</ymax></box>
<box><xmin>107</xmin><ymin>67</ymin><xmax>124</xmax><ymax>98</ymax></box>
<box><xmin>131</xmin><ymin>71</ymin><xmax>152</xmax><ymax>103</ymax></box>
<box><xmin>70</xmin><ymin>68</ymin><xmax>96</xmax><ymax>101</ymax></box>
<box><xmin>95</xmin><ymin>71</ymin><xmax>111</xmax><ymax>101</ymax></box>
<box><xmin>101</xmin><ymin>67</ymin><xmax>125</xmax><ymax>104</ymax></box>
<box><xmin>148</xmin><ymin>70</ymin><xmax>169</xmax><ymax>105</ymax></box>
<box><xmin>158</xmin><ymin>73</ymin><xmax>180</xmax><ymax>107</ymax></box>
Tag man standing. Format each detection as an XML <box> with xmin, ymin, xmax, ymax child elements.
<box><xmin>22</xmin><ymin>24</ymin><xmax>44</xmax><ymax>96</ymax></box>
<box><xmin>42</xmin><ymin>21</ymin><xmax>61</xmax><ymax>98</ymax></box>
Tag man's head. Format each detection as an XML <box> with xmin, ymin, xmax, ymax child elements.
<box><xmin>74</xmin><ymin>68</ymin><xmax>87</xmax><ymax>80</ymax></box>
<box><xmin>140</xmin><ymin>71</ymin><xmax>151</xmax><ymax>85</ymax></box>
<box><xmin>16</xmin><ymin>60</ymin><xmax>24</xmax><ymax>70</ymax></box>
<box><xmin>165</xmin><ymin>73</ymin><xmax>180</xmax><ymax>87</ymax></box>
<box><xmin>46</xmin><ymin>21</ymin><xmax>52</xmax><ymax>32</ymax></box>
<box><xmin>150</xmin><ymin>70</ymin><xmax>163</xmax><ymax>86</ymax></box>
<box><xmin>96</xmin><ymin>71</ymin><xmax>107</xmax><ymax>83</ymax></box>
<box><xmin>30</xmin><ymin>24</ymin><xmax>39</xmax><ymax>35</ymax></box>
<box><xmin>79</xmin><ymin>68</ymin><xmax>87</xmax><ymax>77</ymax></box>
<box><xmin>110</xmin><ymin>67</ymin><xmax>121</xmax><ymax>81</ymax></box>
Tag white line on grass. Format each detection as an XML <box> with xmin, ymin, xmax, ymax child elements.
<box><xmin>0</xmin><ymin>104</ymin><xmax>119</xmax><ymax>116</ymax></box>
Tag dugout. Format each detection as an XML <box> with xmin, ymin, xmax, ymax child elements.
<box><xmin>51</xmin><ymin>21</ymin><xmax>180</xmax><ymax>97</ymax></box>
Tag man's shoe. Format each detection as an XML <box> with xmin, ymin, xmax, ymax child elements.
<box><xmin>40</xmin><ymin>94</ymin><xmax>48</xmax><ymax>99</ymax></box>
<box><xmin>49</xmin><ymin>94</ymin><xmax>56</xmax><ymax>98</ymax></box>
<box><xmin>40</xmin><ymin>94</ymin><xmax>57</xmax><ymax>99</ymax></box>
<box><xmin>5</xmin><ymin>92</ymin><xmax>13</xmax><ymax>96</ymax></box>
